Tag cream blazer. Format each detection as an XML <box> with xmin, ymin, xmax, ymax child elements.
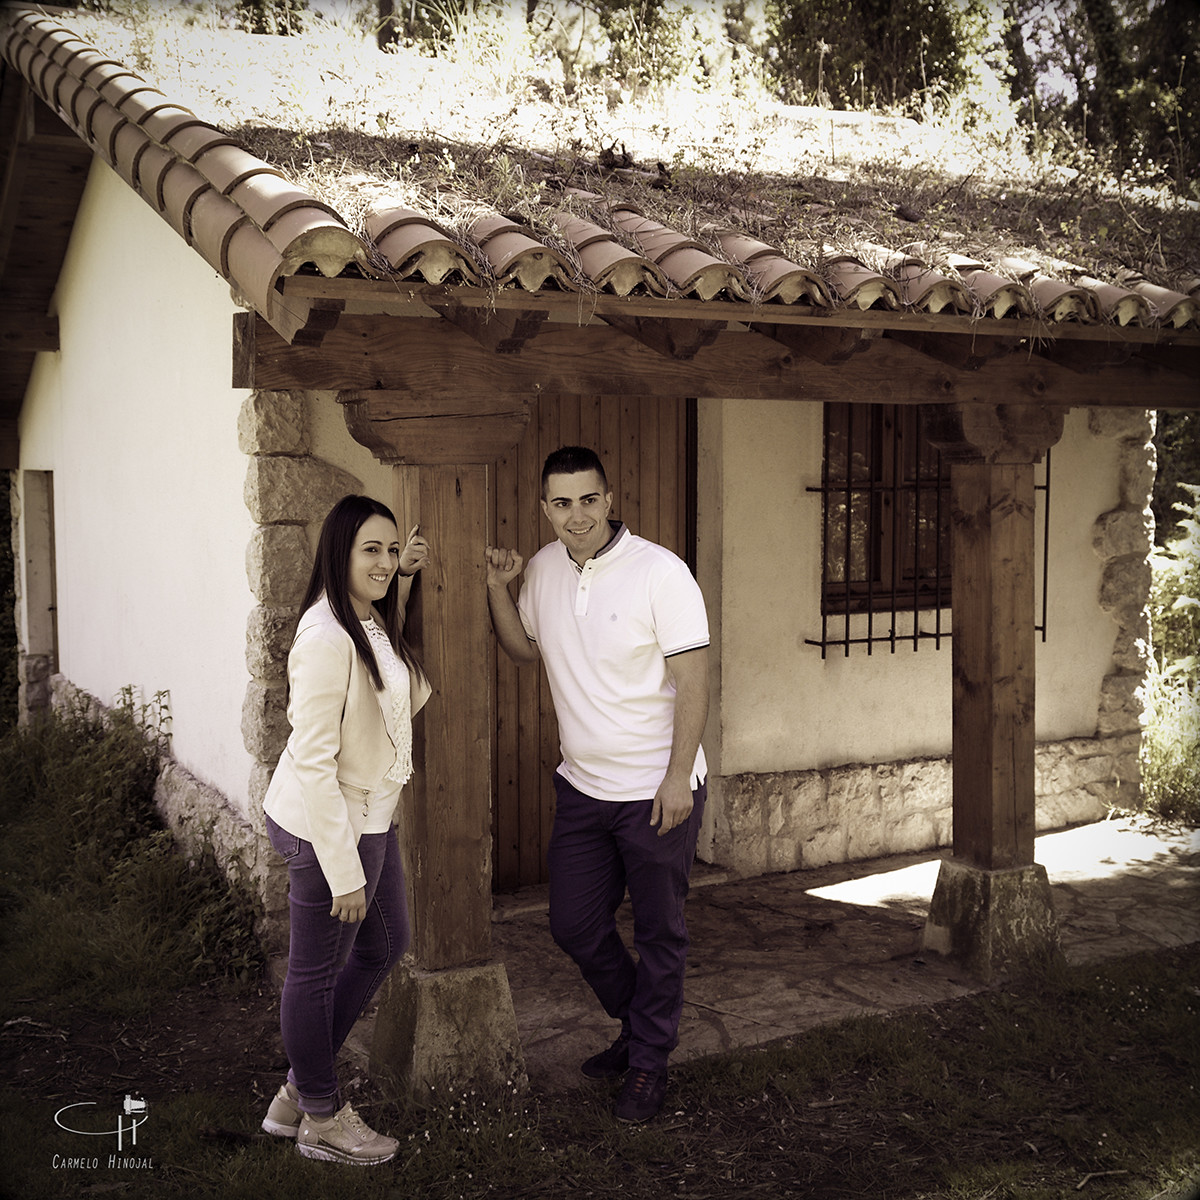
<box><xmin>263</xmin><ymin>595</ymin><xmax>431</xmax><ymax>897</ymax></box>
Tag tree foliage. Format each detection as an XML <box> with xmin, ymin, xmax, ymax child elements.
<box><xmin>763</xmin><ymin>0</ymin><xmax>986</xmax><ymax>109</ymax></box>
<box><xmin>1003</xmin><ymin>0</ymin><xmax>1199</xmax><ymax>190</ymax></box>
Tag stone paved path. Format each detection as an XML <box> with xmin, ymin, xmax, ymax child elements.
<box><xmin>490</xmin><ymin>816</ymin><xmax>1200</xmax><ymax>1094</ymax></box>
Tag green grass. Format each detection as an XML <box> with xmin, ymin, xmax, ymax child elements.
<box><xmin>1</xmin><ymin>699</ymin><xmax>1198</xmax><ymax>1199</ymax></box>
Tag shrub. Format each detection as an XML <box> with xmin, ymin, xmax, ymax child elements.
<box><xmin>0</xmin><ymin>694</ymin><xmax>263</xmax><ymax>1015</ymax></box>
<box><xmin>1142</xmin><ymin>483</ymin><xmax>1200</xmax><ymax>823</ymax></box>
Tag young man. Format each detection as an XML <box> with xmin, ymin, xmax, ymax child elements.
<box><xmin>485</xmin><ymin>445</ymin><xmax>709</xmax><ymax>1123</ymax></box>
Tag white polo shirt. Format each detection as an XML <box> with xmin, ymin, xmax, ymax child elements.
<box><xmin>518</xmin><ymin>522</ymin><xmax>709</xmax><ymax>802</ymax></box>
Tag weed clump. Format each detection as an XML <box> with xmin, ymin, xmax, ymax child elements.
<box><xmin>0</xmin><ymin>694</ymin><xmax>263</xmax><ymax>1017</ymax></box>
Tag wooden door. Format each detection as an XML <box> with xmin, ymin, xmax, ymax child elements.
<box><xmin>491</xmin><ymin>395</ymin><xmax>694</xmax><ymax>890</ymax></box>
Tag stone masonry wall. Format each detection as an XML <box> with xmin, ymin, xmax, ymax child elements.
<box><xmin>711</xmin><ymin>734</ymin><xmax>1136</xmax><ymax>876</ymax></box>
<box><xmin>239</xmin><ymin>389</ymin><xmax>363</xmax><ymax>950</ymax></box>
<box><xmin>707</xmin><ymin>410</ymin><xmax>1156</xmax><ymax>878</ymax></box>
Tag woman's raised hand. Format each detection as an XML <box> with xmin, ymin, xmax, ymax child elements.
<box><xmin>398</xmin><ymin>525</ymin><xmax>430</xmax><ymax>577</ymax></box>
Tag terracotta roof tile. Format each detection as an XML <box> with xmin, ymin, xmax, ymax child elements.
<box><xmin>233</xmin><ymin>172</ymin><xmax>342</xmax><ymax>229</ymax></box>
<box><xmin>1027</xmin><ymin>277</ymin><xmax>1097</xmax><ymax>322</ymax></box>
<box><xmin>0</xmin><ymin>9</ymin><xmax>375</xmax><ymax>340</ymax></box>
<box><xmin>190</xmin><ymin>188</ymin><xmax>248</xmax><ymax>276</ymax></box>
<box><xmin>823</xmin><ymin>251</ymin><xmax>902</xmax><ymax>310</ymax></box>
<box><xmin>366</xmin><ymin>207</ymin><xmax>481</xmax><ymax>284</ymax></box>
<box><xmin>1078</xmin><ymin>277</ymin><xmax>1151</xmax><ymax>326</ymax></box>
<box><xmin>85</xmin><ymin>90</ymin><xmax>127</xmax><ymax>159</ymax></box>
<box><xmin>551</xmin><ymin>212</ymin><xmax>668</xmax><ymax>296</ymax></box>
<box><xmin>612</xmin><ymin>206</ymin><xmax>750</xmax><ymax>300</ymax></box>
<box><xmin>710</xmin><ymin>230</ymin><xmax>831</xmax><ymax>305</ymax></box>
<box><xmin>160</xmin><ymin>161</ymin><xmax>209</xmax><ymax>241</ymax></box>
<box><xmin>111</xmin><ymin>121</ymin><xmax>150</xmax><ymax>186</ymax></box>
<box><xmin>168</xmin><ymin>125</ymin><xmax>241</xmax><ymax>168</ymax></box>
<box><xmin>136</xmin><ymin>141</ymin><xmax>176</xmax><ymax>209</ymax></box>
<box><xmin>2</xmin><ymin>6</ymin><xmax>1196</xmax><ymax>344</ymax></box>
<box><xmin>469</xmin><ymin>214</ymin><xmax>576</xmax><ymax>290</ymax></box>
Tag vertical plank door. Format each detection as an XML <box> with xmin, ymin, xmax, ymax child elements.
<box><xmin>491</xmin><ymin>395</ymin><xmax>694</xmax><ymax>890</ymax></box>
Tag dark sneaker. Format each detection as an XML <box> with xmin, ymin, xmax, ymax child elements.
<box><xmin>614</xmin><ymin>1068</ymin><xmax>668</xmax><ymax>1123</ymax></box>
<box><xmin>580</xmin><ymin>1030</ymin><xmax>632</xmax><ymax>1080</ymax></box>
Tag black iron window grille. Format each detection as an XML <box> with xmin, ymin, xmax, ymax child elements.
<box><xmin>807</xmin><ymin>403</ymin><xmax>1050</xmax><ymax>657</ymax></box>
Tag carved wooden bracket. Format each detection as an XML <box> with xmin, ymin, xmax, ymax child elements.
<box><xmin>748</xmin><ymin>322</ymin><xmax>875</xmax><ymax>365</ymax></box>
<box><xmin>887</xmin><ymin>330</ymin><xmax>1021</xmax><ymax>371</ymax></box>
<box><xmin>425</xmin><ymin>300</ymin><xmax>549</xmax><ymax>354</ymax></box>
<box><xmin>920</xmin><ymin>402</ymin><xmax>1065</xmax><ymax>464</ymax></box>
<box><xmin>600</xmin><ymin>314</ymin><xmax>725</xmax><ymax>360</ymax></box>
<box><xmin>338</xmin><ymin>389</ymin><xmax>532</xmax><ymax>464</ymax></box>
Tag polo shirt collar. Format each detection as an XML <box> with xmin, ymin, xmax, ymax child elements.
<box><xmin>568</xmin><ymin>520</ymin><xmax>628</xmax><ymax>572</ymax></box>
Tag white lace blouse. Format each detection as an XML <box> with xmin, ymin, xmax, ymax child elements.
<box><xmin>362</xmin><ymin>618</ymin><xmax>413</xmax><ymax>788</ymax></box>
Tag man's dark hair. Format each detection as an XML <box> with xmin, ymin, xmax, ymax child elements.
<box><xmin>541</xmin><ymin>446</ymin><xmax>608</xmax><ymax>497</ymax></box>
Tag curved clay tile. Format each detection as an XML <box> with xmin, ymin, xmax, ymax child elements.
<box><xmin>225</xmin><ymin>223</ymin><xmax>287</xmax><ymax>318</ymax></box>
<box><xmin>88</xmin><ymin>98</ymin><xmax>128</xmax><ymax>162</ymax></box>
<box><xmin>365</xmin><ymin>207</ymin><xmax>480</xmax><ymax>285</ymax></box>
<box><xmin>712</xmin><ymin>230</ymin><xmax>830</xmax><ymax>305</ymax></box>
<box><xmin>956</xmin><ymin>269</ymin><xmax>1033</xmax><ymax>319</ymax></box>
<box><xmin>1028</xmin><ymin>278</ymin><xmax>1097</xmax><ymax>322</ymax></box>
<box><xmin>822</xmin><ymin>250</ymin><xmax>901</xmax><ymax>310</ymax></box>
<box><xmin>1077</xmin><ymin>277</ymin><xmax>1151</xmax><ymax>326</ymax></box>
<box><xmin>1128</xmin><ymin>281</ymin><xmax>1198</xmax><ymax>328</ymax></box>
<box><xmin>266</xmin><ymin>209</ymin><xmax>363</xmax><ymax>277</ymax></box>
<box><xmin>550</xmin><ymin>212</ymin><xmax>668</xmax><ymax>295</ymax></box>
<box><xmin>193</xmin><ymin>143</ymin><xmax>280</xmax><ymax>194</ymax></box>
<box><xmin>136</xmin><ymin>142</ymin><xmax>177</xmax><ymax>210</ymax></box>
<box><xmin>168</xmin><ymin>125</ymin><xmax>242</xmax><ymax>168</ymax></box>
<box><xmin>190</xmin><ymin>188</ymin><xmax>248</xmax><ymax>276</ymax></box>
<box><xmin>996</xmin><ymin>256</ymin><xmax>1039</xmax><ymax>283</ymax></box>
<box><xmin>160</xmin><ymin>161</ymin><xmax>210</xmax><ymax>242</ymax></box>
<box><xmin>235</xmin><ymin>173</ymin><xmax>344</xmax><ymax>231</ymax></box>
<box><xmin>610</xmin><ymin>207</ymin><xmax>749</xmax><ymax>299</ymax></box>
<box><xmin>111</xmin><ymin>121</ymin><xmax>152</xmax><ymax>187</ymax></box>
<box><xmin>468</xmin><ymin>214</ymin><xmax>576</xmax><ymax>291</ymax></box>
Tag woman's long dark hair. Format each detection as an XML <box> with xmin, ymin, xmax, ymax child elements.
<box><xmin>297</xmin><ymin>494</ymin><xmax>425</xmax><ymax>692</ymax></box>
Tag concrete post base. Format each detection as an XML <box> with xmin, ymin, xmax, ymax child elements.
<box><xmin>370</xmin><ymin>960</ymin><xmax>527</xmax><ymax>1100</ymax></box>
<box><xmin>922</xmin><ymin>856</ymin><xmax>1064</xmax><ymax>983</ymax></box>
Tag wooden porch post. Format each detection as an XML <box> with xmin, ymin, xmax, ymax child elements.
<box><xmin>919</xmin><ymin>402</ymin><xmax>1067</xmax><ymax>981</ymax></box>
<box><xmin>337</xmin><ymin>391</ymin><xmax>530</xmax><ymax>1097</ymax></box>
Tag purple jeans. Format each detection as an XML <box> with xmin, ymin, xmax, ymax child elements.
<box><xmin>548</xmin><ymin>771</ymin><xmax>706</xmax><ymax>1073</ymax></box>
<box><xmin>266</xmin><ymin>813</ymin><xmax>410</xmax><ymax>1116</ymax></box>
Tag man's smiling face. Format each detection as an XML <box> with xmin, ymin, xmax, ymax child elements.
<box><xmin>541</xmin><ymin>469</ymin><xmax>614</xmax><ymax>565</ymax></box>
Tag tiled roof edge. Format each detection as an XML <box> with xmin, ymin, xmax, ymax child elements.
<box><xmin>2</xmin><ymin>6</ymin><xmax>1195</xmax><ymax>333</ymax></box>
<box><xmin>0</xmin><ymin>6</ymin><xmax>371</xmax><ymax>334</ymax></box>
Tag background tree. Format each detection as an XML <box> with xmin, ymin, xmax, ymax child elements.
<box><xmin>764</xmin><ymin>0</ymin><xmax>987</xmax><ymax>108</ymax></box>
<box><xmin>1003</xmin><ymin>0</ymin><xmax>1198</xmax><ymax>191</ymax></box>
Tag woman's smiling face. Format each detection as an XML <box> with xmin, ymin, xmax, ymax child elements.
<box><xmin>347</xmin><ymin>513</ymin><xmax>401</xmax><ymax>619</ymax></box>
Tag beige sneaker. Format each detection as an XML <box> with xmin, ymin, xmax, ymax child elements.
<box><xmin>296</xmin><ymin>1103</ymin><xmax>398</xmax><ymax>1166</ymax></box>
<box><xmin>261</xmin><ymin>1081</ymin><xmax>301</xmax><ymax>1138</ymax></box>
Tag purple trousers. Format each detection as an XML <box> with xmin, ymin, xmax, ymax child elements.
<box><xmin>548</xmin><ymin>771</ymin><xmax>706</xmax><ymax>1073</ymax></box>
<box><xmin>266</xmin><ymin>814</ymin><xmax>410</xmax><ymax>1116</ymax></box>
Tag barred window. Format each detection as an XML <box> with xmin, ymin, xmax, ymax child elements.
<box><xmin>807</xmin><ymin>403</ymin><xmax>1049</xmax><ymax>656</ymax></box>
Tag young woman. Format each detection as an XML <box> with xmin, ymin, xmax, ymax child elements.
<box><xmin>259</xmin><ymin>495</ymin><xmax>431</xmax><ymax>1166</ymax></box>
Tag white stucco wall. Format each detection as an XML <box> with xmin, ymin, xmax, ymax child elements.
<box><xmin>700</xmin><ymin>398</ymin><xmax>1116</xmax><ymax>777</ymax></box>
<box><xmin>308</xmin><ymin>391</ymin><xmax>395</xmax><ymax>527</ymax></box>
<box><xmin>18</xmin><ymin>160</ymin><xmax>257</xmax><ymax>813</ymax></box>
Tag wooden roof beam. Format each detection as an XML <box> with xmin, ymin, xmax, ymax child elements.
<box><xmin>235</xmin><ymin>312</ymin><xmax>1200</xmax><ymax>411</ymax></box>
